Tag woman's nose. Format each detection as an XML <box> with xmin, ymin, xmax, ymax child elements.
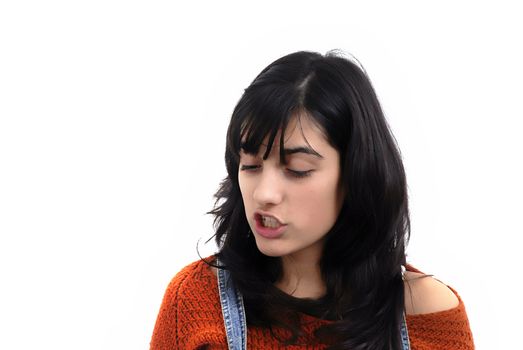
<box><xmin>252</xmin><ymin>167</ymin><xmax>283</xmax><ymax>206</ymax></box>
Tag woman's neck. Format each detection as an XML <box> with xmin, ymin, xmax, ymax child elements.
<box><xmin>275</xmin><ymin>250</ymin><xmax>326</xmax><ymax>299</ymax></box>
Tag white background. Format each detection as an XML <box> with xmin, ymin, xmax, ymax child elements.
<box><xmin>1</xmin><ymin>1</ymin><xmax>521</xmax><ymax>349</ymax></box>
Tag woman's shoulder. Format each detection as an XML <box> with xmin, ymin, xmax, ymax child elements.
<box><xmin>164</xmin><ymin>256</ymin><xmax>217</xmax><ymax>297</ymax></box>
<box><xmin>403</xmin><ymin>264</ymin><xmax>460</xmax><ymax>316</ymax></box>
<box><xmin>403</xmin><ymin>264</ymin><xmax>475</xmax><ymax>348</ymax></box>
<box><xmin>150</xmin><ymin>257</ymin><xmax>224</xmax><ymax>349</ymax></box>
<box><xmin>153</xmin><ymin>256</ymin><xmax>220</xmax><ymax>328</ymax></box>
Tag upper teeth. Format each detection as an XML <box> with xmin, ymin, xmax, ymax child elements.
<box><xmin>262</xmin><ymin>216</ymin><xmax>280</xmax><ymax>228</ymax></box>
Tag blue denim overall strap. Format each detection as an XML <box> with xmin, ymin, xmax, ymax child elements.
<box><xmin>216</xmin><ymin>263</ymin><xmax>247</xmax><ymax>350</ymax></box>
<box><xmin>216</xmin><ymin>259</ymin><xmax>409</xmax><ymax>350</ymax></box>
<box><xmin>400</xmin><ymin>311</ymin><xmax>411</xmax><ymax>350</ymax></box>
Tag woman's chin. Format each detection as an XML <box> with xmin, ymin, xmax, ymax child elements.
<box><xmin>254</xmin><ymin>241</ymin><xmax>289</xmax><ymax>258</ymax></box>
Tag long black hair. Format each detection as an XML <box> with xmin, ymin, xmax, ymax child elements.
<box><xmin>207</xmin><ymin>50</ymin><xmax>410</xmax><ymax>349</ymax></box>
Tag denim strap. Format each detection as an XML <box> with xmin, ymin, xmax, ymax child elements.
<box><xmin>400</xmin><ymin>311</ymin><xmax>411</xmax><ymax>350</ymax></box>
<box><xmin>217</xmin><ymin>260</ymin><xmax>409</xmax><ymax>350</ymax></box>
<box><xmin>216</xmin><ymin>263</ymin><xmax>247</xmax><ymax>350</ymax></box>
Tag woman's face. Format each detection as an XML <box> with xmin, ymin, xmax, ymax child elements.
<box><xmin>238</xmin><ymin>114</ymin><xmax>344</xmax><ymax>262</ymax></box>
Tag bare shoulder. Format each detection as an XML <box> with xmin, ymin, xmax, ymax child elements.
<box><xmin>403</xmin><ymin>271</ymin><xmax>459</xmax><ymax>315</ymax></box>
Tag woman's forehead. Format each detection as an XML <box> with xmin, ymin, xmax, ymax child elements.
<box><xmin>241</xmin><ymin>114</ymin><xmax>326</xmax><ymax>146</ymax></box>
<box><xmin>240</xmin><ymin>119</ymin><xmax>332</xmax><ymax>161</ymax></box>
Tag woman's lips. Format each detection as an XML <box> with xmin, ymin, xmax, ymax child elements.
<box><xmin>254</xmin><ymin>210</ymin><xmax>286</xmax><ymax>225</ymax></box>
<box><xmin>254</xmin><ymin>213</ymin><xmax>287</xmax><ymax>239</ymax></box>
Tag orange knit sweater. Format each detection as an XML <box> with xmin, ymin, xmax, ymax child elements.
<box><xmin>150</xmin><ymin>258</ymin><xmax>474</xmax><ymax>349</ymax></box>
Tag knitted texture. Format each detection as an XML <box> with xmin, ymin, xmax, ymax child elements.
<box><xmin>150</xmin><ymin>259</ymin><xmax>474</xmax><ymax>349</ymax></box>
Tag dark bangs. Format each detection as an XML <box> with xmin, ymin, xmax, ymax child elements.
<box><xmin>227</xmin><ymin>76</ymin><xmax>309</xmax><ymax>170</ymax></box>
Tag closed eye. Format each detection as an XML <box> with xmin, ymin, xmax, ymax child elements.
<box><xmin>239</xmin><ymin>165</ymin><xmax>313</xmax><ymax>179</ymax></box>
<box><xmin>239</xmin><ymin>165</ymin><xmax>260</xmax><ymax>171</ymax></box>
<box><xmin>286</xmin><ymin>169</ymin><xmax>313</xmax><ymax>178</ymax></box>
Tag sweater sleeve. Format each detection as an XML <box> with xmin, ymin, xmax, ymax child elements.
<box><xmin>406</xmin><ymin>286</ymin><xmax>475</xmax><ymax>350</ymax></box>
<box><xmin>149</xmin><ymin>262</ymin><xmax>197</xmax><ymax>350</ymax></box>
<box><xmin>149</xmin><ymin>259</ymin><xmax>227</xmax><ymax>350</ymax></box>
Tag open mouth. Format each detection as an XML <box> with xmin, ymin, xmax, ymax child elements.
<box><xmin>253</xmin><ymin>213</ymin><xmax>287</xmax><ymax>239</ymax></box>
<box><xmin>255</xmin><ymin>213</ymin><xmax>284</xmax><ymax>228</ymax></box>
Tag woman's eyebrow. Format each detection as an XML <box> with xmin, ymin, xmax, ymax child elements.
<box><xmin>240</xmin><ymin>143</ymin><xmax>323</xmax><ymax>159</ymax></box>
<box><xmin>283</xmin><ymin>146</ymin><xmax>323</xmax><ymax>158</ymax></box>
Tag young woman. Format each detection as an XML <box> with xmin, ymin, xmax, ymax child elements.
<box><xmin>150</xmin><ymin>51</ymin><xmax>475</xmax><ymax>349</ymax></box>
